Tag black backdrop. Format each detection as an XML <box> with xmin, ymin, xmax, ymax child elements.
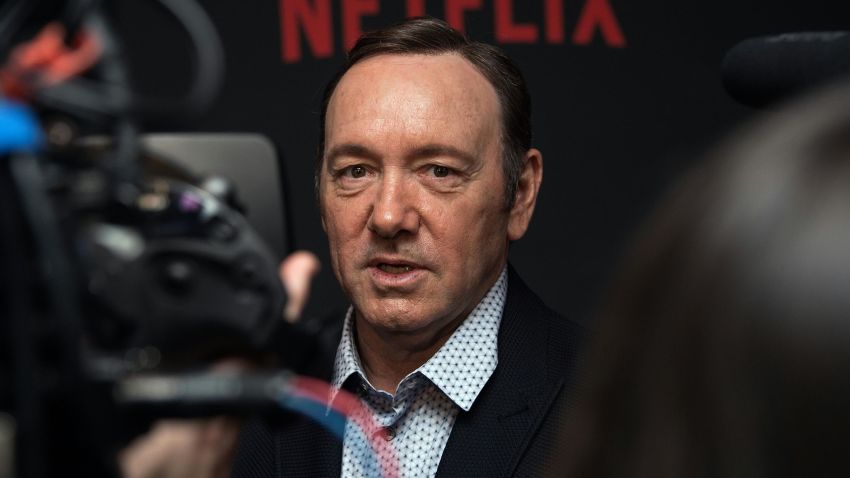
<box><xmin>114</xmin><ymin>0</ymin><xmax>850</xmax><ymax>325</ymax></box>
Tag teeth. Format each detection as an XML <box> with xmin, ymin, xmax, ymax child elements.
<box><xmin>379</xmin><ymin>264</ymin><xmax>413</xmax><ymax>274</ymax></box>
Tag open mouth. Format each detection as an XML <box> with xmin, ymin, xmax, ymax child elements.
<box><xmin>377</xmin><ymin>263</ymin><xmax>414</xmax><ymax>274</ymax></box>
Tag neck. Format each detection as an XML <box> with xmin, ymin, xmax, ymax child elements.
<box><xmin>352</xmin><ymin>262</ymin><xmax>507</xmax><ymax>393</ymax></box>
<box><xmin>353</xmin><ymin>313</ymin><xmax>464</xmax><ymax>394</ymax></box>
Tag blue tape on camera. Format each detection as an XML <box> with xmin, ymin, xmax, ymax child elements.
<box><xmin>0</xmin><ymin>100</ymin><xmax>42</xmax><ymax>155</ymax></box>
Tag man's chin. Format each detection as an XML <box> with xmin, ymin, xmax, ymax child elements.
<box><xmin>357</xmin><ymin>307</ymin><xmax>431</xmax><ymax>332</ymax></box>
<box><xmin>355</xmin><ymin>301</ymin><xmax>465</xmax><ymax>339</ymax></box>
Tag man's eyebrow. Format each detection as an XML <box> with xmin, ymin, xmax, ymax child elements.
<box><xmin>407</xmin><ymin>144</ymin><xmax>476</xmax><ymax>163</ymax></box>
<box><xmin>324</xmin><ymin>143</ymin><xmax>381</xmax><ymax>164</ymax></box>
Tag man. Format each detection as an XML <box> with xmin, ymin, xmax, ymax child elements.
<box><xmin>234</xmin><ymin>17</ymin><xmax>583</xmax><ymax>477</ymax></box>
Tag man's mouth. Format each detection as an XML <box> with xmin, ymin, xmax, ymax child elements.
<box><xmin>368</xmin><ymin>257</ymin><xmax>423</xmax><ymax>274</ymax></box>
<box><xmin>377</xmin><ymin>263</ymin><xmax>414</xmax><ymax>274</ymax></box>
<box><xmin>367</xmin><ymin>258</ymin><xmax>425</xmax><ymax>287</ymax></box>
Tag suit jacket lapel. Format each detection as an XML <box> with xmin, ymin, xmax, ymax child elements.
<box><xmin>436</xmin><ymin>267</ymin><xmax>565</xmax><ymax>477</ymax></box>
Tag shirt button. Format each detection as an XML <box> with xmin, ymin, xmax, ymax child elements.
<box><xmin>382</xmin><ymin>427</ymin><xmax>396</xmax><ymax>441</ymax></box>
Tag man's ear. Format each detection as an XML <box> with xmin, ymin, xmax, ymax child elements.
<box><xmin>507</xmin><ymin>148</ymin><xmax>543</xmax><ymax>241</ymax></box>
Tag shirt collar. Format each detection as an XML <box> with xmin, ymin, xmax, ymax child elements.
<box><xmin>331</xmin><ymin>306</ymin><xmax>366</xmax><ymax>394</ymax></box>
<box><xmin>330</xmin><ymin>267</ymin><xmax>508</xmax><ymax>412</ymax></box>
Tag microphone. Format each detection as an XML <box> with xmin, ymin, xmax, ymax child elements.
<box><xmin>722</xmin><ymin>32</ymin><xmax>850</xmax><ymax>108</ymax></box>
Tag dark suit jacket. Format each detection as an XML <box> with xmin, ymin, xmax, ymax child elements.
<box><xmin>233</xmin><ymin>266</ymin><xmax>583</xmax><ymax>477</ymax></box>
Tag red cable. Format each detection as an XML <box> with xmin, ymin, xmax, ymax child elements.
<box><xmin>292</xmin><ymin>375</ymin><xmax>400</xmax><ymax>478</ymax></box>
<box><xmin>1</xmin><ymin>22</ymin><xmax>102</xmax><ymax>100</ymax></box>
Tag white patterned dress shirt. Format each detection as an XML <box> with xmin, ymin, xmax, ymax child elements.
<box><xmin>330</xmin><ymin>267</ymin><xmax>508</xmax><ymax>477</ymax></box>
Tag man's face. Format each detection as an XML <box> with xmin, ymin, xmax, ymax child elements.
<box><xmin>319</xmin><ymin>53</ymin><xmax>521</xmax><ymax>338</ymax></box>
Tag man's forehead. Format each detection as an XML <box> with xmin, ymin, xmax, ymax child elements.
<box><xmin>339</xmin><ymin>52</ymin><xmax>493</xmax><ymax>90</ymax></box>
<box><xmin>325</xmin><ymin>53</ymin><xmax>500</xmax><ymax>147</ymax></box>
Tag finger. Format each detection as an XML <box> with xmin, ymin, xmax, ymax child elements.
<box><xmin>210</xmin><ymin>357</ymin><xmax>252</xmax><ymax>373</ymax></box>
<box><xmin>199</xmin><ymin>417</ymin><xmax>242</xmax><ymax>478</ymax></box>
<box><xmin>119</xmin><ymin>420</ymin><xmax>205</xmax><ymax>478</ymax></box>
<box><xmin>280</xmin><ymin>250</ymin><xmax>321</xmax><ymax>323</ymax></box>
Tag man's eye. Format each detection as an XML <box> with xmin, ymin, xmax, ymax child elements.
<box><xmin>347</xmin><ymin>165</ymin><xmax>367</xmax><ymax>178</ymax></box>
<box><xmin>432</xmin><ymin>165</ymin><xmax>451</xmax><ymax>177</ymax></box>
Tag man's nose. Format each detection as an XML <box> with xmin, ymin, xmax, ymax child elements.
<box><xmin>367</xmin><ymin>174</ymin><xmax>420</xmax><ymax>238</ymax></box>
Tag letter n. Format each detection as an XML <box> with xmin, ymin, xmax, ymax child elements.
<box><xmin>280</xmin><ymin>0</ymin><xmax>333</xmax><ymax>63</ymax></box>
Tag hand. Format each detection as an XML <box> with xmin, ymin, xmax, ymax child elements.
<box><xmin>119</xmin><ymin>360</ymin><xmax>249</xmax><ymax>478</ymax></box>
<box><xmin>119</xmin><ymin>417</ymin><xmax>240</xmax><ymax>478</ymax></box>
<box><xmin>280</xmin><ymin>250</ymin><xmax>321</xmax><ymax>323</ymax></box>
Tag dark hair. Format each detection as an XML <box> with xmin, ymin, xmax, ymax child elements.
<box><xmin>316</xmin><ymin>16</ymin><xmax>532</xmax><ymax>209</ymax></box>
<box><xmin>556</xmin><ymin>84</ymin><xmax>850</xmax><ymax>477</ymax></box>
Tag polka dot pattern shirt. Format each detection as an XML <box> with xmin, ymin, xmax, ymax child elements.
<box><xmin>330</xmin><ymin>267</ymin><xmax>508</xmax><ymax>478</ymax></box>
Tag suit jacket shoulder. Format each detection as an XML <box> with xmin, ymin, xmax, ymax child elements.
<box><xmin>435</xmin><ymin>265</ymin><xmax>584</xmax><ymax>477</ymax></box>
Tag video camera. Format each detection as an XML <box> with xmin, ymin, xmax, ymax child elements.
<box><xmin>0</xmin><ymin>1</ymin><xmax>314</xmax><ymax>476</ymax></box>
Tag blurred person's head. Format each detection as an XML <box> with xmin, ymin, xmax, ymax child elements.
<box><xmin>558</xmin><ymin>84</ymin><xmax>850</xmax><ymax>478</ymax></box>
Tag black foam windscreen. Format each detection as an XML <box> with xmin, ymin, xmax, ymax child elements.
<box><xmin>722</xmin><ymin>32</ymin><xmax>850</xmax><ymax>108</ymax></box>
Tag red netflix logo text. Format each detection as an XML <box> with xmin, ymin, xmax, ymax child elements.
<box><xmin>279</xmin><ymin>0</ymin><xmax>626</xmax><ymax>63</ymax></box>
